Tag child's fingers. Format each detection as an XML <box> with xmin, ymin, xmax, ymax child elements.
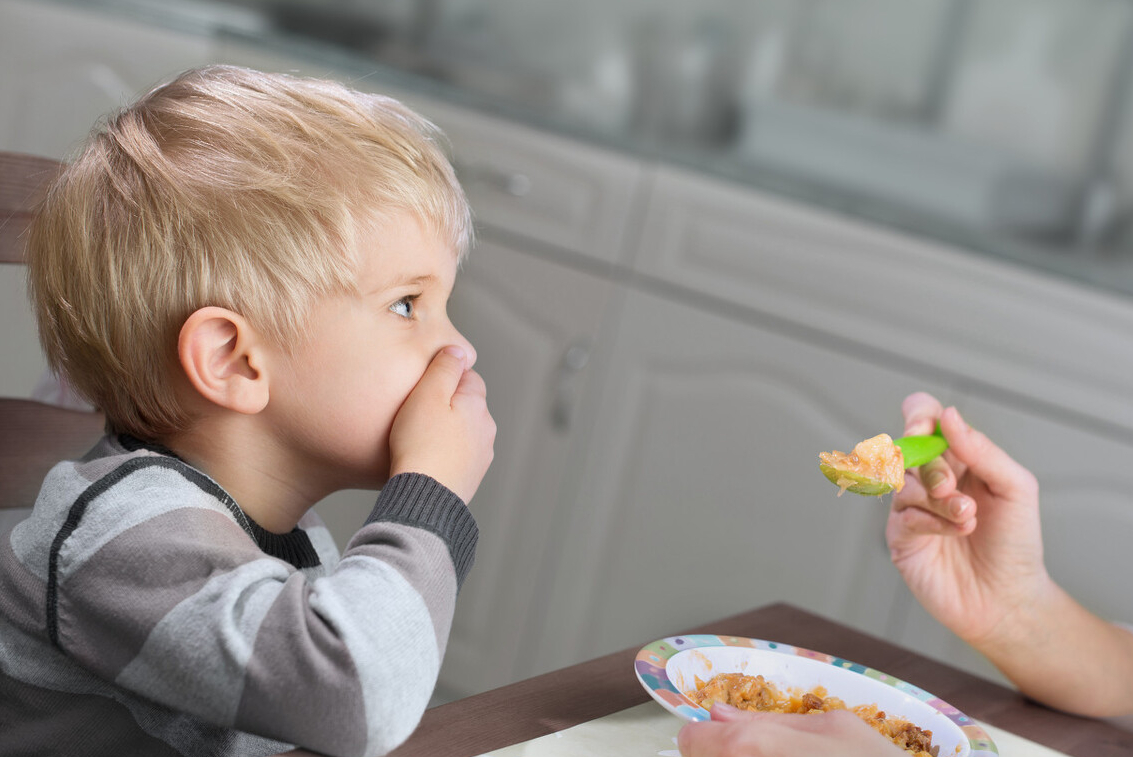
<box><xmin>414</xmin><ymin>346</ymin><xmax>469</xmax><ymax>404</ymax></box>
<box><xmin>451</xmin><ymin>366</ymin><xmax>487</xmax><ymax>403</ymax></box>
<box><xmin>678</xmin><ymin>712</ymin><xmax>774</xmax><ymax>757</ymax></box>
<box><xmin>708</xmin><ymin>702</ymin><xmax>759</xmax><ymax>722</ymax></box>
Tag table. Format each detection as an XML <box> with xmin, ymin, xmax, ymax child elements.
<box><xmin>385</xmin><ymin>603</ymin><xmax>1133</xmax><ymax>757</ymax></box>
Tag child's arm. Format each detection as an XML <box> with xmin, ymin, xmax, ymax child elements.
<box><xmin>48</xmin><ymin>349</ymin><xmax>494</xmax><ymax>757</ymax></box>
<box><xmin>44</xmin><ymin>464</ymin><xmax>472</xmax><ymax>756</ymax></box>
<box><xmin>889</xmin><ymin>392</ymin><xmax>1133</xmax><ymax>717</ymax></box>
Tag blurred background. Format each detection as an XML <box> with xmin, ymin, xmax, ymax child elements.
<box><xmin>260</xmin><ymin>0</ymin><xmax>1133</xmax><ymax>286</ymax></box>
<box><xmin>5</xmin><ymin>0</ymin><xmax>1133</xmax><ymax>291</ymax></box>
<box><xmin>5</xmin><ymin>0</ymin><xmax>1133</xmax><ymax>706</ymax></box>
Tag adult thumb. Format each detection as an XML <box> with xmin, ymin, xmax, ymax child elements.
<box><xmin>940</xmin><ymin>406</ymin><xmax>1034</xmax><ymax>499</ymax></box>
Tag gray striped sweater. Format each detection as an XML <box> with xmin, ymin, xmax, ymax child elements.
<box><xmin>0</xmin><ymin>435</ymin><xmax>478</xmax><ymax>757</ymax></box>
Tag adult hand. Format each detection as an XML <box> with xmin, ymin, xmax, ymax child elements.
<box><xmin>677</xmin><ymin>703</ymin><xmax>905</xmax><ymax>757</ymax></box>
<box><xmin>886</xmin><ymin>392</ymin><xmax>1048</xmax><ymax>647</ymax></box>
<box><xmin>389</xmin><ymin>345</ymin><xmax>496</xmax><ymax>504</ymax></box>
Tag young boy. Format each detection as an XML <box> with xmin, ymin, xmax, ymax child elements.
<box><xmin>0</xmin><ymin>65</ymin><xmax>495</xmax><ymax>757</ymax></box>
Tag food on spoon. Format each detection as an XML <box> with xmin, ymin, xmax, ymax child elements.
<box><xmin>690</xmin><ymin>672</ymin><xmax>938</xmax><ymax>757</ymax></box>
<box><xmin>819</xmin><ymin>433</ymin><xmax>905</xmax><ymax>496</ymax></box>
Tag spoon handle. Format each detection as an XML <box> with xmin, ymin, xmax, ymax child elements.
<box><xmin>894</xmin><ymin>425</ymin><xmax>948</xmax><ymax>468</ymax></box>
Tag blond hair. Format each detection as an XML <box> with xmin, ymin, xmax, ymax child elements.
<box><xmin>27</xmin><ymin>65</ymin><xmax>472</xmax><ymax>441</ymax></box>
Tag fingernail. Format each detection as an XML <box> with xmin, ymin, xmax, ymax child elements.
<box><xmin>443</xmin><ymin>345</ymin><xmax>466</xmax><ymax>362</ymax></box>
<box><xmin>926</xmin><ymin>471</ymin><xmax>947</xmax><ymax>492</ymax></box>
<box><xmin>950</xmin><ymin>498</ymin><xmax>970</xmax><ymax>518</ymax></box>
<box><xmin>946</xmin><ymin>406</ymin><xmax>969</xmax><ymax>429</ymax></box>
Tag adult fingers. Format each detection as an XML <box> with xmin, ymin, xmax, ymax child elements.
<box><xmin>901</xmin><ymin>391</ymin><xmax>944</xmax><ymax>436</ymax></box>
<box><xmin>939</xmin><ymin>406</ymin><xmax>1037</xmax><ymax>501</ymax></box>
<box><xmin>889</xmin><ymin>501</ymin><xmax>978</xmax><ymax>544</ymax></box>
<box><xmin>892</xmin><ymin>459</ymin><xmax>976</xmax><ymax>530</ymax></box>
<box><xmin>915</xmin><ymin>456</ymin><xmax>958</xmax><ymax>499</ymax></box>
<box><xmin>898</xmin><ymin>392</ymin><xmax>972</xmax><ymax>522</ymax></box>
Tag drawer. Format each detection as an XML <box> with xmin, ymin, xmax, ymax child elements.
<box><xmin>410</xmin><ymin>98</ymin><xmax>645</xmax><ymax>266</ymax></box>
<box><xmin>633</xmin><ymin>165</ymin><xmax>1133</xmax><ymax>435</ymax></box>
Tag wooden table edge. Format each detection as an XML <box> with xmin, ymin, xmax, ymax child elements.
<box><xmin>293</xmin><ymin>602</ymin><xmax>1133</xmax><ymax>757</ymax></box>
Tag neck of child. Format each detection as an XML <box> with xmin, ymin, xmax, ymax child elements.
<box><xmin>165</xmin><ymin>418</ymin><xmax>326</xmax><ymax>535</ymax></box>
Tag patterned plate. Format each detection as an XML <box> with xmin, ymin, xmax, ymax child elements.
<box><xmin>635</xmin><ymin>634</ymin><xmax>998</xmax><ymax>756</ymax></box>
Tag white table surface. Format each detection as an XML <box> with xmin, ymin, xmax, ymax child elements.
<box><xmin>475</xmin><ymin>701</ymin><xmax>1067</xmax><ymax>757</ymax></box>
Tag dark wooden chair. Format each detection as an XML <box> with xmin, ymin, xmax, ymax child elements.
<box><xmin>0</xmin><ymin>151</ymin><xmax>104</xmax><ymax>515</ymax></box>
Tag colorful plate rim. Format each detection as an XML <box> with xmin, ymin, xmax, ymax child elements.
<box><xmin>634</xmin><ymin>634</ymin><xmax>999</xmax><ymax>756</ymax></box>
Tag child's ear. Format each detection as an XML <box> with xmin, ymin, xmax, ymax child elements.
<box><xmin>177</xmin><ymin>307</ymin><xmax>270</xmax><ymax>414</ymax></box>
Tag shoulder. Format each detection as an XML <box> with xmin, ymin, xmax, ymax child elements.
<box><xmin>14</xmin><ymin>436</ymin><xmax>258</xmax><ymax>578</ymax></box>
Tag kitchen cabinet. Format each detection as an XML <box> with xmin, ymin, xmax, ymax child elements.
<box><xmin>630</xmin><ymin>166</ymin><xmax>1133</xmax><ymax>434</ymax></box>
<box><xmin>0</xmin><ymin>0</ymin><xmax>213</xmax><ymax>398</ymax></box>
<box><xmin>403</xmin><ymin>101</ymin><xmax>647</xmax><ymax>701</ymax></box>
<box><xmin>0</xmin><ymin>1</ymin><xmax>212</xmax><ymax>162</ymax></box>
<box><xmin>435</xmin><ymin>240</ymin><xmax>622</xmax><ymax>702</ymax></box>
<box><xmin>417</xmin><ymin>97</ymin><xmax>645</xmax><ymax>269</ymax></box>
<box><xmin>530</xmin><ymin>282</ymin><xmax>949</xmax><ymax>675</ymax></box>
<box><xmin>607</xmin><ymin>165</ymin><xmax>1133</xmax><ymax>686</ymax></box>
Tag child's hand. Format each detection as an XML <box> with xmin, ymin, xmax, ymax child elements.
<box><xmin>388</xmin><ymin>345</ymin><xmax>496</xmax><ymax>504</ymax></box>
<box><xmin>677</xmin><ymin>704</ymin><xmax>905</xmax><ymax>757</ymax></box>
<box><xmin>886</xmin><ymin>392</ymin><xmax>1049</xmax><ymax>647</ymax></box>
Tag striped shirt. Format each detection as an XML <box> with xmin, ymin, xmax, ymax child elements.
<box><xmin>0</xmin><ymin>435</ymin><xmax>477</xmax><ymax>756</ymax></box>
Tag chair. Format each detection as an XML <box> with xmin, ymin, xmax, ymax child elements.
<box><xmin>0</xmin><ymin>151</ymin><xmax>104</xmax><ymax>522</ymax></box>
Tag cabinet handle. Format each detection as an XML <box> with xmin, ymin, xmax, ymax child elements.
<box><xmin>454</xmin><ymin>160</ymin><xmax>533</xmax><ymax>197</ymax></box>
<box><xmin>551</xmin><ymin>341</ymin><xmax>591</xmax><ymax>432</ymax></box>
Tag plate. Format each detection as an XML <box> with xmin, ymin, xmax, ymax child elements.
<box><xmin>634</xmin><ymin>634</ymin><xmax>998</xmax><ymax>756</ymax></box>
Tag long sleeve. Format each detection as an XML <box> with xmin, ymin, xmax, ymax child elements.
<box><xmin>1</xmin><ymin>441</ymin><xmax>477</xmax><ymax>757</ymax></box>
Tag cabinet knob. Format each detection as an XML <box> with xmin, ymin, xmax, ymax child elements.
<box><xmin>551</xmin><ymin>342</ymin><xmax>591</xmax><ymax>432</ymax></box>
<box><xmin>454</xmin><ymin>160</ymin><xmax>533</xmax><ymax>198</ymax></box>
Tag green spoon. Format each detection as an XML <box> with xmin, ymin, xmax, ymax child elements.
<box><xmin>895</xmin><ymin>425</ymin><xmax>949</xmax><ymax>468</ymax></box>
<box><xmin>819</xmin><ymin>425</ymin><xmax>948</xmax><ymax>496</ymax></box>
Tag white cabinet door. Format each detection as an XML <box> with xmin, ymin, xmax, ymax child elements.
<box><xmin>633</xmin><ymin>165</ymin><xmax>1133</xmax><ymax>434</ymax></box>
<box><xmin>435</xmin><ymin>239</ymin><xmax>620</xmax><ymax>701</ymax></box>
<box><xmin>0</xmin><ymin>0</ymin><xmax>213</xmax><ymax>399</ymax></box>
<box><xmin>0</xmin><ymin>0</ymin><xmax>212</xmax><ymax>160</ymax></box>
<box><xmin>531</xmin><ymin>285</ymin><xmax>950</xmax><ymax>675</ymax></box>
<box><xmin>416</xmin><ymin>99</ymin><xmax>647</xmax><ymax>268</ymax></box>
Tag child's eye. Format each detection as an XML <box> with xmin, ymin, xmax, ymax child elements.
<box><xmin>390</xmin><ymin>296</ymin><xmax>416</xmax><ymax>319</ymax></box>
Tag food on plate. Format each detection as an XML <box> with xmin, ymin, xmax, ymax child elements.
<box><xmin>690</xmin><ymin>672</ymin><xmax>938</xmax><ymax>757</ymax></box>
<box><xmin>819</xmin><ymin>433</ymin><xmax>905</xmax><ymax>496</ymax></box>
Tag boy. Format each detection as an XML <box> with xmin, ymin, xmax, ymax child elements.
<box><xmin>0</xmin><ymin>65</ymin><xmax>495</xmax><ymax>757</ymax></box>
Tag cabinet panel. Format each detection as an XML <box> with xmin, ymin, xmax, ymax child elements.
<box><xmin>0</xmin><ymin>0</ymin><xmax>211</xmax><ymax>160</ymax></box>
<box><xmin>414</xmin><ymin>99</ymin><xmax>646</xmax><ymax>266</ymax></box>
<box><xmin>0</xmin><ymin>0</ymin><xmax>213</xmax><ymax>399</ymax></box>
<box><xmin>435</xmin><ymin>240</ymin><xmax>619</xmax><ymax>701</ymax></box>
<box><xmin>211</xmin><ymin>40</ymin><xmax>647</xmax><ymax>266</ymax></box>
<box><xmin>532</xmin><ymin>286</ymin><xmax>950</xmax><ymax>675</ymax></box>
<box><xmin>634</xmin><ymin>166</ymin><xmax>1133</xmax><ymax>434</ymax></box>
